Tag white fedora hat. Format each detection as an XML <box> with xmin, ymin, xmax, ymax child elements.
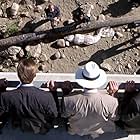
<box><xmin>75</xmin><ymin>61</ymin><xmax>107</xmax><ymax>89</ymax></box>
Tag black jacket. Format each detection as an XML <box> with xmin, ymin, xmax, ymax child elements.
<box><xmin>0</xmin><ymin>86</ymin><xmax>58</xmax><ymax>134</ymax></box>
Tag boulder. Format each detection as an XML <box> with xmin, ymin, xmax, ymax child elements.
<box><xmin>25</xmin><ymin>44</ymin><xmax>42</xmax><ymax>58</ymax></box>
<box><xmin>57</xmin><ymin>39</ymin><xmax>65</xmax><ymax>48</ymax></box>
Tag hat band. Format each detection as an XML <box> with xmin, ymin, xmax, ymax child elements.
<box><xmin>82</xmin><ymin>72</ymin><xmax>100</xmax><ymax>81</ymax></box>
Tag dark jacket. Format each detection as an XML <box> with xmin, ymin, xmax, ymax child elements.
<box><xmin>0</xmin><ymin>86</ymin><xmax>58</xmax><ymax>134</ymax></box>
<box><xmin>45</xmin><ymin>6</ymin><xmax>60</xmax><ymax>20</ymax></box>
<box><xmin>118</xmin><ymin>91</ymin><xmax>140</xmax><ymax>133</ymax></box>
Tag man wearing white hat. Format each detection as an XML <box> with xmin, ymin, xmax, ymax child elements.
<box><xmin>61</xmin><ymin>61</ymin><xmax>119</xmax><ymax>139</ymax></box>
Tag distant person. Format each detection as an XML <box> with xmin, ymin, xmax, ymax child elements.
<box><xmin>72</xmin><ymin>3</ymin><xmax>94</xmax><ymax>24</ymax></box>
<box><xmin>49</xmin><ymin>61</ymin><xmax>119</xmax><ymax>139</ymax></box>
<box><xmin>45</xmin><ymin>2</ymin><xmax>60</xmax><ymax>28</ymax></box>
<box><xmin>0</xmin><ymin>58</ymin><xmax>58</xmax><ymax>134</ymax></box>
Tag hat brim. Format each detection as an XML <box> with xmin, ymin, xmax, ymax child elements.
<box><xmin>75</xmin><ymin>67</ymin><xmax>107</xmax><ymax>89</ymax></box>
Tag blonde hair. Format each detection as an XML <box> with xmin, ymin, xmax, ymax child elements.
<box><xmin>17</xmin><ymin>58</ymin><xmax>37</xmax><ymax>84</ymax></box>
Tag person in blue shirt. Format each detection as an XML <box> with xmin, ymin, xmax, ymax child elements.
<box><xmin>45</xmin><ymin>2</ymin><xmax>60</xmax><ymax>28</ymax></box>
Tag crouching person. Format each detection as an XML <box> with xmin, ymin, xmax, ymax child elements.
<box><xmin>0</xmin><ymin>58</ymin><xmax>58</xmax><ymax>134</ymax></box>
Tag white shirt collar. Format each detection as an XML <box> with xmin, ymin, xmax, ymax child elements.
<box><xmin>17</xmin><ymin>83</ymin><xmax>34</xmax><ymax>88</ymax></box>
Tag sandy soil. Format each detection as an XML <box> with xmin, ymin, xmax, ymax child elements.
<box><xmin>0</xmin><ymin>0</ymin><xmax>140</xmax><ymax>74</ymax></box>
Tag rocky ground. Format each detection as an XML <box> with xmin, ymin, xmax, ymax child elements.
<box><xmin>0</xmin><ymin>0</ymin><xmax>140</xmax><ymax>74</ymax></box>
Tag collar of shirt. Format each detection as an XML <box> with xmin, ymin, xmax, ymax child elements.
<box><xmin>84</xmin><ymin>89</ymin><xmax>98</xmax><ymax>95</ymax></box>
<box><xmin>17</xmin><ymin>83</ymin><xmax>34</xmax><ymax>88</ymax></box>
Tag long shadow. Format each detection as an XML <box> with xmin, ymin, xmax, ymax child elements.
<box><xmin>102</xmin><ymin>0</ymin><xmax>132</xmax><ymax>17</ymax></box>
<box><xmin>79</xmin><ymin>35</ymin><xmax>140</xmax><ymax>66</ymax></box>
<box><xmin>22</xmin><ymin>18</ymin><xmax>49</xmax><ymax>33</ymax></box>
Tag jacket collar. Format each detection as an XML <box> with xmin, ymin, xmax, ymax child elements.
<box><xmin>84</xmin><ymin>88</ymin><xmax>98</xmax><ymax>94</ymax></box>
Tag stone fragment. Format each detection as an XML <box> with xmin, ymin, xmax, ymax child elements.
<box><xmin>101</xmin><ymin>63</ymin><xmax>112</xmax><ymax>71</ymax></box>
<box><xmin>2</xmin><ymin>68</ymin><xmax>9</xmax><ymax>72</ymax></box>
<box><xmin>97</xmin><ymin>14</ymin><xmax>106</xmax><ymax>21</ymax></box>
<box><xmin>61</xmin><ymin>53</ymin><xmax>66</xmax><ymax>59</ymax></box>
<box><xmin>25</xmin><ymin>44</ymin><xmax>42</xmax><ymax>58</ymax></box>
<box><xmin>127</xmin><ymin>28</ymin><xmax>131</xmax><ymax>32</ymax></box>
<box><xmin>14</xmin><ymin>62</ymin><xmax>18</xmax><ymax>68</ymax></box>
<box><xmin>18</xmin><ymin>49</ymin><xmax>24</xmax><ymax>58</ymax></box>
<box><xmin>112</xmin><ymin>36</ymin><xmax>117</xmax><ymax>41</ymax></box>
<box><xmin>65</xmin><ymin>41</ymin><xmax>70</xmax><ymax>47</ymax></box>
<box><xmin>57</xmin><ymin>39</ymin><xmax>65</xmax><ymax>48</ymax></box>
<box><xmin>67</xmin><ymin>19</ymin><xmax>75</xmax><ymax>24</ymax></box>
<box><xmin>126</xmin><ymin>63</ymin><xmax>132</xmax><ymax>69</ymax></box>
<box><xmin>0</xmin><ymin>25</ymin><xmax>7</xmax><ymax>33</ymax></box>
<box><xmin>8</xmin><ymin>46</ymin><xmax>21</xmax><ymax>56</ymax></box>
<box><xmin>73</xmin><ymin>45</ymin><xmax>79</xmax><ymax>49</ymax></box>
<box><xmin>115</xmin><ymin>31</ymin><xmax>124</xmax><ymax>38</ymax></box>
<box><xmin>53</xmin><ymin>51</ymin><xmax>61</xmax><ymax>59</ymax></box>
<box><xmin>0</xmin><ymin>9</ymin><xmax>3</xmax><ymax>17</ymax></box>
<box><xmin>38</xmin><ymin>64</ymin><xmax>48</xmax><ymax>72</ymax></box>
<box><xmin>122</xmin><ymin>28</ymin><xmax>125</xmax><ymax>32</ymax></box>
<box><xmin>34</xmin><ymin>5</ymin><xmax>43</xmax><ymax>13</ymax></box>
<box><xmin>134</xmin><ymin>38</ymin><xmax>140</xmax><ymax>44</ymax></box>
<box><xmin>20</xmin><ymin>11</ymin><xmax>30</xmax><ymax>17</ymax></box>
<box><xmin>0</xmin><ymin>65</ymin><xmax>3</xmax><ymax>70</ymax></box>
<box><xmin>39</xmin><ymin>53</ymin><xmax>48</xmax><ymax>62</ymax></box>
<box><xmin>10</xmin><ymin>3</ymin><xmax>19</xmax><ymax>16</ymax></box>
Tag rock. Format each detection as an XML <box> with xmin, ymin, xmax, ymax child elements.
<box><xmin>118</xmin><ymin>65</ymin><xmax>123</xmax><ymax>72</ymax></box>
<box><xmin>25</xmin><ymin>44</ymin><xmax>42</xmax><ymax>58</ymax></box>
<box><xmin>126</xmin><ymin>63</ymin><xmax>132</xmax><ymax>69</ymax></box>
<box><xmin>20</xmin><ymin>11</ymin><xmax>30</xmax><ymax>17</ymax></box>
<box><xmin>10</xmin><ymin>3</ymin><xmax>19</xmax><ymax>16</ymax></box>
<box><xmin>112</xmin><ymin>36</ymin><xmax>117</xmax><ymax>41</ymax></box>
<box><xmin>127</xmin><ymin>28</ymin><xmax>131</xmax><ymax>32</ymax></box>
<box><xmin>65</xmin><ymin>41</ymin><xmax>70</xmax><ymax>47</ymax></box>
<box><xmin>97</xmin><ymin>14</ymin><xmax>106</xmax><ymax>21</ymax></box>
<box><xmin>6</xmin><ymin>59</ymin><xmax>13</xmax><ymax>67</ymax></box>
<box><xmin>73</xmin><ymin>45</ymin><xmax>79</xmax><ymax>49</ymax></box>
<box><xmin>34</xmin><ymin>5</ymin><xmax>43</xmax><ymax>13</ymax></box>
<box><xmin>122</xmin><ymin>28</ymin><xmax>125</xmax><ymax>32</ymax></box>
<box><xmin>27</xmin><ymin>5</ymin><xmax>33</xmax><ymax>10</ymax></box>
<box><xmin>101</xmin><ymin>63</ymin><xmax>112</xmax><ymax>71</ymax></box>
<box><xmin>134</xmin><ymin>37</ymin><xmax>140</xmax><ymax>44</ymax></box>
<box><xmin>57</xmin><ymin>39</ymin><xmax>65</xmax><ymax>48</ymax></box>
<box><xmin>8</xmin><ymin>46</ymin><xmax>21</xmax><ymax>56</ymax></box>
<box><xmin>0</xmin><ymin>25</ymin><xmax>7</xmax><ymax>33</ymax></box>
<box><xmin>115</xmin><ymin>31</ymin><xmax>124</xmax><ymax>38</ymax></box>
<box><xmin>61</xmin><ymin>53</ymin><xmax>66</xmax><ymax>59</ymax></box>
<box><xmin>18</xmin><ymin>19</ymin><xmax>23</xmax><ymax>27</ymax></box>
<box><xmin>39</xmin><ymin>53</ymin><xmax>48</xmax><ymax>62</ymax></box>
<box><xmin>2</xmin><ymin>68</ymin><xmax>9</xmax><ymax>72</ymax></box>
<box><xmin>11</xmin><ymin>55</ymin><xmax>18</xmax><ymax>61</ymax></box>
<box><xmin>67</xmin><ymin>19</ymin><xmax>75</xmax><ymax>24</ymax></box>
<box><xmin>18</xmin><ymin>49</ymin><xmax>24</xmax><ymax>58</ymax></box>
<box><xmin>53</xmin><ymin>51</ymin><xmax>61</xmax><ymax>59</ymax></box>
<box><xmin>0</xmin><ymin>65</ymin><xmax>3</xmax><ymax>71</ymax></box>
<box><xmin>14</xmin><ymin>62</ymin><xmax>18</xmax><ymax>68</ymax></box>
<box><xmin>38</xmin><ymin>64</ymin><xmax>49</xmax><ymax>72</ymax></box>
<box><xmin>0</xmin><ymin>9</ymin><xmax>3</xmax><ymax>17</ymax></box>
<box><xmin>64</xmin><ymin>35</ymin><xmax>75</xmax><ymax>42</ymax></box>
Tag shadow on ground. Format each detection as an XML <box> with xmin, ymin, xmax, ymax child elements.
<box><xmin>102</xmin><ymin>0</ymin><xmax>133</xmax><ymax>17</ymax></box>
<box><xmin>79</xmin><ymin>35</ymin><xmax>140</xmax><ymax>66</ymax></box>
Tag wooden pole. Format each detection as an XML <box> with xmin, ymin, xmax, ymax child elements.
<box><xmin>0</xmin><ymin>15</ymin><xmax>140</xmax><ymax>50</ymax></box>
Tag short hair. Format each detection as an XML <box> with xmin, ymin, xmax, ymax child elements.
<box><xmin>17</xmin><ymin>58</ymin><xmax>37</xmax><ymax>84</ymax></box>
